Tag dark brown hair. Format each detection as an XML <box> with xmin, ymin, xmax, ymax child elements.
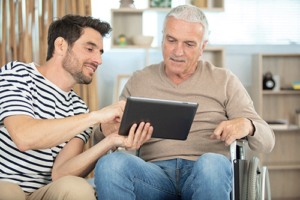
<box><xmin>46</xmin><ymin>14</ymin><xmax>112</xmax><ymax>61</ymax></box>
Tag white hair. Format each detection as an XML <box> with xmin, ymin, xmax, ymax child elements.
<box><xmin>163</xmin><ymin>4</ymin><xmax>209</xmax><ymax>42</ymax></box>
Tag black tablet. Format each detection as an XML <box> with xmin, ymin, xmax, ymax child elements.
<box><xmin>119</xmin><ymin>97</ymin><xmax>198</xmax><ymax>140</ymax></box>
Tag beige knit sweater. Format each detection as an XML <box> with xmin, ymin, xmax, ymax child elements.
<box><xmin>120</xmin><ymin>60</ymin><xmax>275</xmax><ymax>162</ymax></box>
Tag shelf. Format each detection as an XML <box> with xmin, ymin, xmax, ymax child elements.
<box><xmin>111</xmin><ymin>8</ymin><xmax>145</xmax><ymax>13</ymax></box>
<box><xmin>146</xmin><ymin>8</ymin><xmax>171</xmax><ymax>12</ymax></box>
<box><xmin>263</xmin><ymin>90</ymin><xmax>300</xmax><ymax>95</ymax></box>
<box><xmin>273</xmin><ymin>198</ymin><xmax>300</xmax><ymax>200</ymax></box>
<box><xmin>147</xmin><ymin>0</ymin><xmax>224</xmax><ymax>11</ymax></box>
<box><xmin>191</xmin><ymin>0</ymin><xmax>224</xmax><ymax>11</ymax></box>
<box><xmin>267</xmin><ymin>164</ymin><xmax>300</xmax><ymax>170</ymax></box>
<box><xmin>252</xmin><ymin>54</ymin><xmax>300</xmax><ymax>123</ymax></box>
<box><xmin>271</xmin><ymin>124</ymin><xmax>300</xmax><ymax>131</ymax></box>
<box><xmin>257</xmin><ymin>53</ymin><xmax>300</xmax><ymax>57</ymax></box>
<box><xmin>199</xmin><ymin>7</ymin><xmax>224</xmax><ymax>12</ymax></box>
<box><xmin>111</xmin><ymin>2</ymin><xmax>225</xmax><ymax>47</ymax></box>
<box><xmin>252</xmin><ymin>53</ymin><xmax>300</xmax><ymax>199</ymax></box>
<box><xmin>111</xmin><ymin>45</ymin><xmax>159</xmax><ymax>49</ymax></box>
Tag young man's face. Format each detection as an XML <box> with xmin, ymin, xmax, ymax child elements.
<box><xmin>62</xmin><ymin>27</ymin><xmax>103</xmax><ymax>84</ymax></box>
<box><xmin>162</xmin><ymin>17</ymin><xmax>206</xmax><ymax>78</ymax></box>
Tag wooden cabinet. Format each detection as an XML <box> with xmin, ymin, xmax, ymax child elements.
<box><xmin>111</xmin><ymin>8</ymin><xmax>144</xmax><ymax>48</ymax></box>
<box><xmin>191</xmin><ymin>0</ymin><xmax>224</xmax><ymax>11</ymax></box>
<box><xmin>147</xmin><ymin>0</ymin><xmax>224</xmax><ymax>11</ymax></box>
<box><xmin>251</xmin><ymin>54</ymin><xmax>300</xmax><ymax>199</ymax></box>
<box><xmin>111</xmin><ymin>0</ymin><xmax>224</xmax><ymax>49</ymax></box>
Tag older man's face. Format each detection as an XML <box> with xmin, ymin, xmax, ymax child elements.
<box><xmin>162</xmin><ymin>17</ymin><xmax>206</xmax><ymax>78</ymax></box>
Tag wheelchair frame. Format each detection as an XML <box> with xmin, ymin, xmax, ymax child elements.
<box><xmin>230</xmin><ymin>139</ymin><xmax>271</xmax><ymax>200</ymax></box>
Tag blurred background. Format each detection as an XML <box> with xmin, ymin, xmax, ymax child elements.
<box><xmin>1</xmin><ymin>0</ymin><xmax>299</xmax><ymax>199</ymax></box>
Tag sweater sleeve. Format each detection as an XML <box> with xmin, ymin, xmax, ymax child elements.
<box><xmin>224</xmin><ymin>71</ymin><xmax>275</xmax><ymax>153</ymax></box>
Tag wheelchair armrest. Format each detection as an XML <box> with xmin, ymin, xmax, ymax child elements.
<box><xmin>230</xmin><ymin>137</ymin><xmax>247</xmax><ymax>162</ymax></box>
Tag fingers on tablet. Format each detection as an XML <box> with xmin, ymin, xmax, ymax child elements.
<box><xmin>128</xmin><ymin>123</ymin><xmax>137</xmax><ymax>142</ymax></box>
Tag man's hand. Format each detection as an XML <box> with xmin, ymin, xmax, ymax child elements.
<box><xmin>98</xmin><ymin>100</ymin><xmax>125</xmax><ymax>136</ymax></box>
<box><xmin>210</xmin><ymin>118</ymin><xmax>254</xmax><ymax>146</ymax></box>
<box><xmin>96</xmin><ymin>100</ymin><xmax>126</xmax><ymax>124</ymax></box>
<box><xmin>101</xmin><ymin>123</ymin><xmax>120</xmax><ymax>137</ymax></box>
<box><xmin>106</xmin><ymin>122</ymin><xmax>153</xmax><ymax>150</ymax></box>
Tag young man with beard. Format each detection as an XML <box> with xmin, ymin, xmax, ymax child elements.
<box><xmin>95</xmin><ymin>5</ymin><xmax>275</xmax><ymax>200</ymax></box>
<box><xmin>0</xmin><ymin>15</ymin><xmax>153</xmax><ymax>200</ymax></box>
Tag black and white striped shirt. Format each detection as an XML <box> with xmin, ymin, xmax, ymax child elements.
<box><xmin>0</xmin><ymin>61</ymin><xmax>93</xmax><ymax>192</ymax></box>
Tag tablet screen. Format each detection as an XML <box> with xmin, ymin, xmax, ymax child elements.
<box><xmin>119</xmin><ymin>97</ymin><xmax>198</xmax><ymax>140</ymax></box>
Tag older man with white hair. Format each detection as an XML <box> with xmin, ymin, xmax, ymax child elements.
<box><xmin>94</xmin><ymin>4</ymin><xmax>275</xmax><ymax>200</ymax></box>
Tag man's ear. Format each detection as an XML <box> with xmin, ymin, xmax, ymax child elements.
<box><xmin>199</xmin><ymin>40</ymin><xmax>208</xmax><ymax>56</ymax></box>
<box><xmin>54</xmin><ymin>37</ymin><xmax>68</xmax><ymax>57</ymax></box>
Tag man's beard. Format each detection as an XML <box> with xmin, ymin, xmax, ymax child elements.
<box><xmin>62</xmin><ymin>49</ymin><xmax>93</xmax><ymax>84</ymax></box>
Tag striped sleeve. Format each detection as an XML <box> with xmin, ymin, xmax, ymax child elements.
<box><xmin>0</xmin><ymin>62</ymin><xmax>35</xmax><ymax>121</ymax></box>
<box><xmin>75</xmin><ymin>126</ymin><xmax>93</xmax><ymax>144</ymax></box>
<box><xmin>72</xmin><ymin>93</ymin><xmax>93</xmax><ymax>144</ymax></box>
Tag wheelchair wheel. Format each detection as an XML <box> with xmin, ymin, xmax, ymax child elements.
<box><xmin>260</xmin><ymin>166</ymin><xmax>271</xmax><ymax>200</ymax></box>
<box><xmin>247</xmin><ymin>157</ymin><xmax>261</xmax><ymax>200</ymax></box>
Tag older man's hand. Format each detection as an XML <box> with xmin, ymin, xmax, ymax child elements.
<box><xmin>210</xmin><ymin>118</ymin><xmax>254</xmax><ymax>146</ymax></box>
<box><xmin>107</xmin><ymin>122</ymin><xmax>153</xmax><ymax>150</ymax></box>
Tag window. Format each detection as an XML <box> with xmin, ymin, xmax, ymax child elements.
<box><xmin>206</xmin><ymin>0</ymin><xmax>300</xmax><ymax>45</ymax></box>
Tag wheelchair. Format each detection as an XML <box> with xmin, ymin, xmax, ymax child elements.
<box><xmin>230</xmin><ymin>139</ymin><xmax>271</xmax><ymax>200</ymax></box>
<box><xmin>90</xmin><ymin>131</ymin><xmax>271</xmax><ymax>200</ymax></box>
